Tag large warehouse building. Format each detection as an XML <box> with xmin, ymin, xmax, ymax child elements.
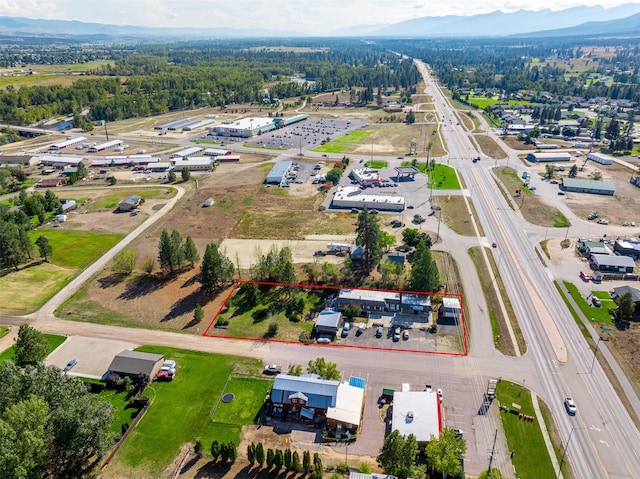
<box><xmin>561</xmin><ymin>178</ymin><xmax>616</xmax><ymax>195</ymax></box>
<box><xmin>332</xmin><ymin>185</ymin><xmax>405</xmax><ymax>211</ymax></box>
<box><xmin>526</xmin><ymin>152</ymin><xmax>572</xmax><ymax>163</ymax></box>
<box><xmin>48</xmin><ymin>136</ymin><xmax>86</xmax><ymax>151</ymax></box>
<box><xmin>265</xmin><ymin>160</ymin><xmax>293</xmax><ymax>184</ymax></box>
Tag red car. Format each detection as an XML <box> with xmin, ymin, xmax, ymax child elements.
<box><xmin>492</xmin><ymin>242</ymin><xmax>497</xmax><ymax>248</ymax></box>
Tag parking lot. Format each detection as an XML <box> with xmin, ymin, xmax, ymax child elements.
<box><xmin>244</xmin><ymin>117</ymin><xmax>369</xmax><ymax>149</ymax></box>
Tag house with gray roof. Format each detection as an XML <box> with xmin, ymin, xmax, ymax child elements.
<box><xmin>611</xmin><ymin>286</ymin><xmax>640</xmax><ymax>312</ymax></box>
<box><xmin>118</xmin><ymin>195</ymin><xmax>142</xmax><ymax>211</ymax></box>
<box><xmin>614</xmin><ymin>239</ymin><xmax>640</xmax><ymax>260</ymax></box>
<box><xmin>107</xmin><ymin>350</ymin><xmax>164</xmax><ymax>379</ymax></box>
<box><xmin>314</xmin><ymin>309</ymin><xmax>342</xmax><ymax>337</ymax></box>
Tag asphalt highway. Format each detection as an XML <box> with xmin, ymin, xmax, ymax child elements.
<box><xmin>416</xmin><ymin>59</ymin><xmax>640</xmax><ymax>478</ymax></box>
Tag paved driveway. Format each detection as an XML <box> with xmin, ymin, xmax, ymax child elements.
<box><xmin>45</xmin><ymin>335</ymin><xmax>138</xmax><ymax>379</ymax></box>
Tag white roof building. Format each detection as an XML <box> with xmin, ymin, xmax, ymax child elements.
<box><xmin>170</xmin><ymin>147</ymin><xmax>203</xmax><ymax>159</ymax></box>
<box><xmin>332</xmin><ymin>185</ymin><xmax>405</xmax><ymax>211</ymax></box>
<box><xmin>326</xmin><ymin>382</ymin><xmax>365</xmax><ymax>429</ymax></box>
<box><xmin>173</xmin><ymin>157</ymin><xmax>213</xmax><ymax>171</ymax></box>
<box><xmin>392</xmin><ymin>389</ymin><xmax>442</xmax><ymax>446</ymax></box>
<box><xmin>40</xmin><ymin>155</ymin><xmax>85</xmax><ymax>166</ymax></box>
<box><xmin>48</xmin><ymin>136</ymin><xmax>86</xmax><ymax>150</ymax></box>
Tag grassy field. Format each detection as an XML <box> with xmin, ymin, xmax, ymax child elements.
<box><xmin>475</xmin><ymin>135</ymin><xmax>508</xmax><ymax>159</ymax></box>
<box><xmin>28</xmin><ymin>229</ymin><xmax>123</xmax><ymax>269</ymax></box>
<box><xmin>0</xmin><ymin>326</ymin><xmax>8</xmax><ymax>338</ymax></box>
<box><xmin>495</xmin><ymin>168</ymin><xmax>570</xmax><ymax>228</ymax></box>
<box><xmin>563</xmin><ymin>282</ymin><xmax>614</xmax><ymax>324</ymax></box>
<box><xmin>84</xmin><ymin>188</ymin><xmax>174</xmax><ymax>211</ymax></box>
<box><xmin>111</xmin><ymin>346</ymin><xmax>263</xmax><ymax>476</ymax></box>
<box><xmin>0</xmin><ymin>230</ymin><xmax>123</xmax><ymax>315</ymax></box>
<box><xmin>466</xmin><ymin>97</ymin><xmax>499</xmax><ymax>109</ymax></box>
<box><xmin>0</xmin><ymin>333</ymin><xmax>66</xmax><ymax>362</ymax></box>
<box><xmin>0</xmin><ymin>61</ymin><xmax>114</xmax><ymax>89</ymax></box>
<box><xmin>312</xmin><ymin>130</ymin><xmax>374</xmax><ymax>154</ymax></box>
<box><xmin>213</xmin><ymin>286</ymin><xmax>323</xmax><ymax>341</ymax></box>
<box><xmin>365</xmin><ymin>160</ymin><xmax>388</xmax><ymax>169</ymax></box>
<box><xmin>496</xmin><ymin>380</ymin><xmax>557</xmax><ymax>479</ymax></box>
<box><xmin>428</xmin><ymin>164</ymin><xmax>461</xmax><ymax>190</ymax></box>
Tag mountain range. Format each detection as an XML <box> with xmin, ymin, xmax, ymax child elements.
<box><xmin>1</xmin><ymin>4</ymin><xmax>640</xmax><ymax>40</ymax></box>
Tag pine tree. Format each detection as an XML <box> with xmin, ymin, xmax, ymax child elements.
<box><xmin>255</xmin><ymin>442</ymin><xmax>265</xmax><ymax>466</ymax></box>
<box><xmin>35</xmin><ymin>235</ymin><xmax>53</xmax><ymax>262</ymax></box>
<box><xmin>211</xmin><ymin>440</ymin><xmax>220</xmax><ymax>461</ymax></box>
<box><xmin>183</xmin><ymin>236</ymin><xmax>200</xmax><ymax>267</ymax></box>
<box><xmin>356</xmin><ymin>207</ymin><xmax>382</xmax><ymax>274</ymax></box>
<box><xmin>158</xmin><ymin>229</ymin><xmax>173</xmax><ymax>272</ymax></box>
<box><xmin>274</xmin><ymin>449</ymin><xmax>284</xmax><ymax>470</ymax></box>
<box><xmin>284</xmin><ymin>448</ymin><xmax>292</xmax><ymax>469</ymax></box>
<box><xmin>409</xmin><ymin>239</ymin><xmax>440</xmax><ymax>292</ymax></box>
<box><xmin>227</xmin><ymin>442</ymin><xmax>237</xmax><ymax>463</ymax></box>
<box><xmin>303</xmin><ymin>450</ymin><xmax>312</xmax><ymax>473</ymax></box>
<box><xmin>292</xmin><ymin>450</ymin><xmax>301</xmax><ymax>471</ymax></box>
<box><xmin>247</xmin><ymin>443</ymin><xmax>255</xmax><ymax>465</ymax></box>
<box><xmin>170</xmin><ymin>229</ymin><xmax>185</xmax><ymax>271</ymax></box>
<box><xmin>266</xmin><ymin>448</ymin><xmax>275</xmax><ymax>467</ymax></box>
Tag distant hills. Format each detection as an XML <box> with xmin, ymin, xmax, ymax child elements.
<box><xmin>2</xmin><ymin>4</ymin><xmax>640</xmax><ymax>40</ymax></box>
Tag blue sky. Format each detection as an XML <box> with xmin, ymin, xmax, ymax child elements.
<box><xmin>2</xmin><ymin>0</ymin><xmax>640</xmax><ymax>32</ymax></box>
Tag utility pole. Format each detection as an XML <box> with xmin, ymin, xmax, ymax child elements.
<box><xmin>103</xmin><ymin>120</ymin><xmax>109</xmax><ymax>141</ymax></box>
<box><xmin>487</xmin><ymin>429</ymin><xmax>498</xmax><ymax>471</ymax></box>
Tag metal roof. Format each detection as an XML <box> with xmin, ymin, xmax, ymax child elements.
<box><xmin>271</xmin><ymin>374</ymin><xmax>339</xmax><ymax>409</ymax></box>
<box><xmin>562</xmin><ymin>178</ymin><xmax>616</xmax><ymax>193</ymax></box>
<box><xmin>591</xmin><ymin>254</ymin><xmax>635</xmax><ymax>268</ymax></box>
<box><xmin>107</xmin><ymin>350</ymin><xmax>164</xmax><ymax>377</ymax></box>
<box><xmin>315</xmin><ymin>309</ymin><xmax>341</xmax><ymax>329</ymax></box>
<box><xmin>612</xmin><ymin>286</ymin><xmax>640</xmax><ymax>303</ymax></box>
<box><xmin>339</xmin><ymin>288</ymin><xmax>400</xmax><ymax>303</ymax></box>
<box><xmin>348</xmin><ymin>376</ymin><xmax>366</xmax><ymax>389</ymax></box>
<box><xmin>266</xmin><ymin>160</ymin><xmax>293</xmax><ymax>183</ymax></box>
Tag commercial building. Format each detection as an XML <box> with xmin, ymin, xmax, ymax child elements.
<box><xmin>613</xmin><ymin>239</ymin><xmax>640</xmax><ymax>260</ymax></box>
<box><xmin>88</xmin><ymin>139</ymin><xmax>122</xmax><ymax>153</ymax></box>
<box><xmin>561</xmin><ymin>178</ymin><xmax>615</xmax><ymax>195</ymax></box>
<box><xmin>204</xmin><ymin>148</ymin><xmax>232</xmax><ymax>157</ymax></box>
<box><xmin>211</xmin><ymin>117</ymin><xmax>276</xmax><ymax>138</ymax></box>
<box><xmin>336</xmin><ymin>288</ymin><xmax>432</xmax><ymax>316</ymax></box>
<box><xmin>589</xmin><ymin>254</ymin><xmax>635</xmax><ymax>273</ymax></box>
<box><xmin>0</xmin><ymin>155</ymin><xmax>36</xmax><ymax>166</ymax></box>
<box><xmin>332</xmin><ymin>185</ymin><xmax>405</xmax><ymax>212</ymax></box>
<box><xmin>441</xmin><ymin>297</ymin><xmax>462</xmax><ymax>320</ymax></box>
<box><xmin>150</xmin><ymin>162</ymin><xmax>171</xmax><ymax>172</ymax></box>
<box><xmin>265</xmin><ymin>160</ymin><xmax>293</xmax><ymax>184</ymax></box>
<box><xmin>182</xmin><ymin>119</ymin><xmax>214</xmax><ymax>131</ymax></box>
<box><xmin>392</xmin><ymin>388</ymin><xmax>442</xmax><ymax>447</ymax></box>
<box><xmin>155</xmin><ymin>118</ymin><xmax>197</xmax><ymax>130</ymax></box>
<box><xmin>40</xmin><ymin>155</ymin><xmax>85</xmax><ymax>167</ymax></box>
<box><xmin>48</xmin><ymin>136</ymin><xmax>86</xmax><ymax>151</ymax></box>
<box><xmin>352</xmin><ymin>168</ymin><xmax>381</xmax><ymax>186</ymax></box>
<box><xmin>526</xmin><ymin>152</ymin><xmax>572</xmax><ymax>163</ymax></box>
<box><xmin>172</xmin><ymin>157</ymin><xmax>213</xmax><ymax>171</ymax></box>
<box><xmin>587</xmin><ymin>152</ymin><xmax>614</xmax><ymax>165</ymax></box>
<box><xmin>170</xmin><ymin>147</ymin><xmax>203</xmax><ymax>159</ymax></box>
<box><xmin>270</xmin><ymin>374</ymin><xmax>364</xmax><ymax>435</ymax></box>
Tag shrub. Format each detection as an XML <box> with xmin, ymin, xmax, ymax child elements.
<box><xmin>267</xmin><ymin>321</ymin><xmax>279</xmax><ymax>336</ymax></box>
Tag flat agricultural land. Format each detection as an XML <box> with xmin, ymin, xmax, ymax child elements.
<box><xmin>0</xmin><ymin>61</ymin><xmax>114</xmax><ymax>88</ymax></box>
<box><xmin>104</xmin><ymin>345</ymin><xmax>265</xmax><ymax>478</ymax></box>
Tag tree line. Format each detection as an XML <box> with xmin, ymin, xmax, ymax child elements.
<box><xmin>1</xmin><ymin>39</ymin><xmax>419</xmax><ymax>127</ymax></box>
<box><xmin>0</xmin><ymin>190</ymin><xmax>61</xmax><ymax>271</ymax></box>
<box><xmin>0</xmin><ymin>325</ymin><xmax>115</xmax><ymax>479</ymax></box>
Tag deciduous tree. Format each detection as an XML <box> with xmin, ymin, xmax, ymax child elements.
<box><xmin>35</xmin><ymin>235</ymin><xmax>53</xmax><ymax>262</ymax></box>
<box><xmin>377</xmin><ymin>430</ymin><xmax>419</xmax><ymax>478</ymax></box>
<box><xmin>111</xmin><ymin>248</ymin><xmax>138</xmax><ymax>275</ymax></box>
<box><xmin>426</xmin><ymin>427</ymin><xmax>467</xmax><ymax>479</ymax></box>
<box><xmin>14</xmin><ymin>324</ymin><xmax>48</xmax><ymax>367</ymax></box>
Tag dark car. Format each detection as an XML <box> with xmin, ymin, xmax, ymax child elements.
<box><xmin>63</xmin><ymin>359</ymin><xmax>78</xmax><ymax>372</ymax></box>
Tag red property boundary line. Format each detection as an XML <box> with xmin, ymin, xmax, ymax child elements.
<box><xmin>202</xmin><ymin>280</ymin><xmax>468</xmax><ymax>357</ymax></box>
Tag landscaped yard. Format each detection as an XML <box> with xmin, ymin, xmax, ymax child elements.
<box><xmin>496</xmin><ymin>380</ymin><xmax>557</xmax><ymax>479</ymax></box>
<box><xmin>110</xmin><ymin>346</ymin><xmax>264</xmax><ymax>476</ymax></box>
<box><xmin>365</xmin><ymin>160</ymin><xmax>389</xmax><ymax>169</ymax></box>
<box><xmin>0</xmin><ymin>333</ymin><xmax>66</xmax><ymax>362</ymax></box>
<box><xmin>563</xmin><ymin>282</ymin><xmax>614</xmax><ymax>324</ymax></box>
<box><xmin>427</xmin><ymin>164</ymin><xmax>461</xmax><ymax>190</ymax></box>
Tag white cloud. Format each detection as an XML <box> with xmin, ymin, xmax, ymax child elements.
<box><xmin>1</xmin><ymin>0</ymin><xmax>639</xmax><ymax>31</ymax></box>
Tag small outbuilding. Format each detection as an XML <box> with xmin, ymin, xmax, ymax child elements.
<box><xmin>314</xmin><ymin>309</ymin><xmax>342</xmax><ymax>337</ymax></box>
<box><xmin>118</xmin><ymin>195</ymin><xmax>142</xmax><ymax>212</ymax></box>
<box><xmin>107</xmin><ymin>350</ymin><xmax>164</xmax><ymax>379</ymax></box>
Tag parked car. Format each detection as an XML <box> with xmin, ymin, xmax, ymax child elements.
<box><xmin>317</xmin><ymin>336</ymin><xmax>332</xmax><ymax>344</ymax></box>
<box><xmin>393</xmin><ymin>326</ymin><xmax>401</xmax><ymax>342</ymax></box>
<box><xmin>597</xmin><ymin>219</ymin><xmax>609</xmax><ymax>225</ymax></box>
<box><xmin>592</xmin><ymin>297</ymin><xmax>602</xmax><ymax>307</ymax></box>
<box><xmin>376</xmin><ymin>326</ymin><xmax>384</xmax><ymax>338</ymax></box>
<box><xmin>437</xmin><ymin>388</ymin><xmax>443</xmax><ymax>403</ymax></box>
<box><xmin>263</xmin><ymin>364</ymin><xmax>282</xmax><ymax>375</ymax></box>
<box><xmin>453</xmin><ymin>428</ymin><xmax>464</xmax><ymax>437</ymax></box>
<box><xmin>313</xmin><ymin>250</ymin><xmax>326</xmax><ymax>256</ymax></box>
<box><xmin>403</xmin><ymin>329</ymin><xmax>409</xmax><ymax>340</ymax></box>
<box><xmin>558</xmin><ymin>191</ymin><xmax>565</xmax><ymax>195</ymax></box>
<box><xmin>63</xmin><ymin>359</ymin><xmax>78</xmax><ymax>372</ymax></box>
<box><xmin>564</xmin><ymin>397</ymin><xmax>577</xmax><ymax>415</ymax></box>
<box><xmin>342</xmin><ymin>322</ymin><xmax>351</xmax><ymax>337</ymax></box>
<box><xmin>492</xmin><ymin>242</ymin><xmax>497</xmax><ymax>248</ymax></box>
<box><xmin>579</xmin><ymin>271</ymin><xmax>590</xmax><ymax>281</ymax></box>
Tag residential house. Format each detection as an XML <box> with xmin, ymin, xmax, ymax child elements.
<box><xmin>314</xmin><ymin>309</ymin><xmax>342</xmax><ymax>337</ymax></box>
<box><xmin>611</xmin><ymin>286</ymin><xmax>640</xmax><ymax>312</ymax></box>
<box><xmin>39</xmin><ymin>177</ymin><xmax>68</xmax><ymax>188</ymax></box>
<box><xmin>118</xmin><ymin>195</ymin><xmax>142</xmax><ymax>212</ymax></box>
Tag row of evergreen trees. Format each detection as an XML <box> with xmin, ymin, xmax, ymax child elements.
<box><xmin>247</xmin><ymin>443</ymin><xmax>324</xmax><ymax>477</ymax></box>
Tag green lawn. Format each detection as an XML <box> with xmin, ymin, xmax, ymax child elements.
<box><xmin>0</xmin><ymin>333</ymin><xmax>66</xmax><ymax>362</ymax></box>
<box><xmin>97</xmin><ymin>387</ymin><xmax>142</xmax><ymax>436</ymax></box>
<box><xmin>467</xmin><ymin>97</ymin><xmax>499</xmax><ymax>109</ymax></box>
<box><xmin>113</xmin><ymin>346</ymin><xmax>263</xmax><ymax>475</ymax></box>
<box><xmin>563</xmin><ymin>282</ymin><xmax>614</xmax><ymax>324</ymax></box>
<box><xmin>0</xmin><ymin>326</ymin><xmax>8</xmax><ymax>339</ymax></box>
<box><xmin>427</xmin><ymin>164</ymin><xmax>461</xmax><ymax>190</ymax></box>
<box><xmin>213</xmin><ymin>286</ymin><xmax>323</xmax><ymax>341</ymax></box>
<box><xmin>554</xmin><ymin>281</ymin><xmax>590</xmax><ymax>339</ymax></box>
<box><xmin>496</xmin><ymin>380</ymin><xmax>556</xmax><ymax>479</ymax></box>
<box><xmin>312</xmin><ymin>130</ymin><xmax>374</xmax><ymax>154</ymax></box>
<box><xmin>28</xmin><ymin>229</ymin><xmax>123</xmax><ymax>269</ymax></box>
<box><xmin>365</xmin><ymin>160</ymin><xmax>388</xmax><ymax>169</ymax></box>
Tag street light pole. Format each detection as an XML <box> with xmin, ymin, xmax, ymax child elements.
<box><xmin>590</xmin><ymin>337</ymin><xmax>603</xmax><ymax>374</ymax></box>
<box><xmin>557</xmin><ymin>426</ymin><xmax>586</xmax><ymax>479</ymax></box>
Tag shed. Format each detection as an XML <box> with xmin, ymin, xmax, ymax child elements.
<box><xmin>107</xmin><ymin>350</ymin><xmax>164</xmax><ymax>379</ymax></box>
<box><xmin>118</xmin><ymin>195</ymin><xmax>142</xmax><ymax>211</ymax></box>
<box><xmin>314</xmin><ymin>309</ymin><xmax>342</xmax><ymax>336</ymax></box>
